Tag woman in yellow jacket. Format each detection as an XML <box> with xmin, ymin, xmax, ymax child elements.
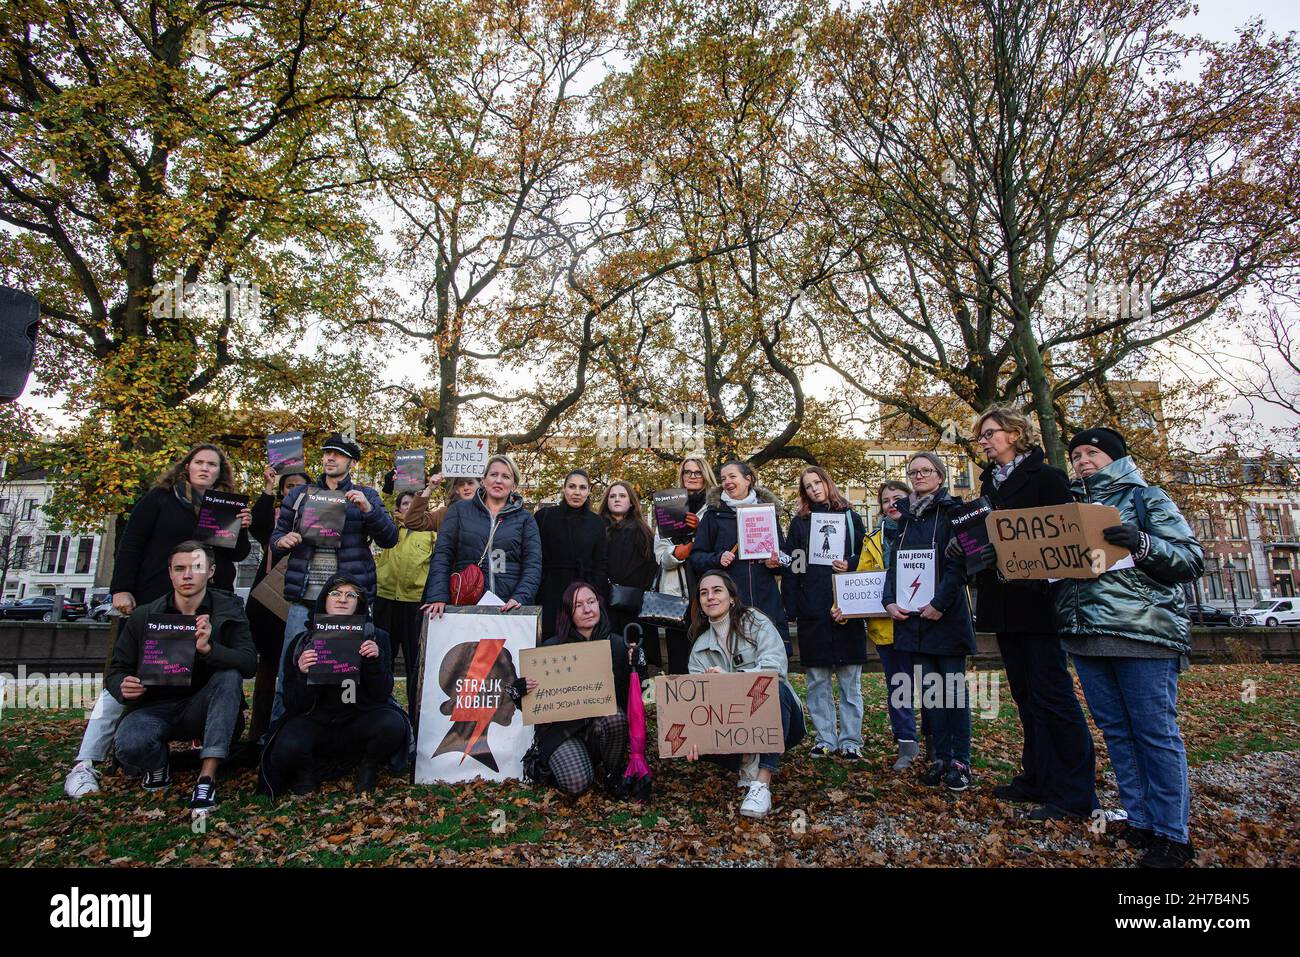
<box><xmin>839</xmin><ymin>481</ymin><xmax>919</xmax><ymax>769</ymax></box>
<box><xmin>375</xmin><ymin>490</ymin><xmax>436</xmax><ymax>732</ymax></box>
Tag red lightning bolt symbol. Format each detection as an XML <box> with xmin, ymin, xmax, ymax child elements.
<box><xmin>908</xmin><ymin>575</ymin><xmax>922</xmax><ymax>604</ymax></box>
<box><xmin>746</xmin><ymin>675</ymin><xmax>773</xmax><ymax>715</ymax></box>
<box><xmin>449</xmin><ymin>639</ymin><xmax>506</xmax><ymax>764</ymax></box>
<box><xmin>664</xmin><ymin>723</ymin><xmax>687</xmax><ymax>755</ymax></box>
<box><xmin>476</xmin><ymin>439</ymin><xmax>484</xmax><ymax>449</ymax></box>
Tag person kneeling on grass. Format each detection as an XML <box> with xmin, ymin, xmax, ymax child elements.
<box><xmin>682</xmin><ymin>571</ymin><xmax>806</xmax><ymax>819</ymax></box>
<box><xmin>106</xmin><ymin>540</ymin><xmax>256</xmax><ymax>816</ymax></box>
<box><xmin>258</xmin><ymin>573</ymin><xmax>411</xmax><ymax>798</ymax></box>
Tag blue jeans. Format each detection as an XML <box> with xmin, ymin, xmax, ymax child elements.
<box><xmin>270</xmin><ymin>601</ymin><xmax>312</xmax><ymax>726</ymax></box>
<box><xmin>705</xmin><ymin>683</ymin><xmax>807</xmax><ymax>774</ymax></box>
<box><xmin>916</xmin><ymin>654</ymin><xmax>970</xmax><ymax>765</ymax></box>
<box><xmin>115</xmin><ymin>669</ymin><xmax>244</xmax><ymax>771</ymax></box>
<box><xmin>1071</xmin><ymin>654</ymin><xmax>1189</xmax><ymax>843</ymax></box>
<box><xmin>805</xmin><ymin>664</ymin><xmax>863</xmax><ymax>749</ymax></box>
<box><xmin>875</xmin><ymin>642</ymin><xmax>917</xmax><ymax>742</ymax></box>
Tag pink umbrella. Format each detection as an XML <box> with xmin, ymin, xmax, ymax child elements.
<box><xmin>622</xmin><ymin>625</ymin><xmax>653</xmax><ymax>801</ymax></box>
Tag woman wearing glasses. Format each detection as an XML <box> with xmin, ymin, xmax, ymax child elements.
<box><xmin>965</xmin><ymin>405</ymin><xmax>1099</xmax><ymax>823</ymax></box>
<box><xmin>652</xmin><ymin>454</ymin><xmax>717</xmax><ymax>673</ymax></box>
<box><xmin>259</xmin><ymin>573</ymin><xmax>411</xmax><ymax>798</ymax></box>
<box><xmin>880</xmin><ymin>453</ymin><xmax>976</xmax><ymax>792</ymax></box>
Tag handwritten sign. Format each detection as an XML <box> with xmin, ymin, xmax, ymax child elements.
<box><xmin>948</xmin><ymin>497</ymin><xmax>994</xmax><ymax>575</ymax></box>
<box><xmin>394</xmin><ymin>450</ymin><xmax>426</xmax><ymax>494</ymax></box>
<box><xmin>736</xmin><ymin>503</ymin><xmax>778</xmax><ymax>560</ymax></box>
<box><xmin>833</xmin><ymin>571</ymin><xmax>888</xmax><ymax>618</ymax></box>
<box><xmin>985</xmin><ymin>503</ymin><xmax>1131</xmax><ymax>581</ymax></box>
<box><xmin>194</xmin><ymin>491</ymin><xmax>247</xmax><ymax>549</ymax></box>
<box><xmin>893</xmin><ymin>549</ymin><xmax>936</xmax><ymax>612</ymax></box>
<box><xmin>654</xmin><ymin>671</ymin><xmax>784</xmax><ymax>757</ymax></box>
<box><xmin>307</xmin><ymin>614</ymin><xmax>365</xmax><ymax>685</ymax></box>
<box><xmin>267</xmin><ymin>431</ymin><xmax>304</xmax><ymax>475</ymax></box>
<box><xmin>809</xmin><ymin>512</ymin><xmax>847</xmax><ymax>566</ymax></box>
<box><xmin>518</xmin><ymin>639</ymin><xmax>616</xmax><ymax>725</ymax></box>
<box><xmin>441</xmin><ymin>437</ymin><xmax>490</xmax><ymax>478</ymax></box>
<box><xmin>298</xmin><ymin>488</ymin><xmax>347</xmax><ymax>545</ymax></box>
<box><xmin>139</xmin><ymin>615</ymin><xmax>196</xmax><ymax>686</ymax></box>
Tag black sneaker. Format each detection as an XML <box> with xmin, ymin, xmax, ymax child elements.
<box><xmin>354</xmin><ymin>759</ymin><xmax>379</xmax><ymax>795</ymax></box>
<box><xmin>1117</xmin><ymin>823</ymin><xmax>1157</xmax><ymax>850</ymax></box>
<box><xmin>992</xmin><ymin>783</ymin><xmax>1036</xmax><ymax>803</ymax></box>
<box><xmin>1027</xmin><ymin>803</ymin><xmax>1081</xmax><ymax>822</ymax></box>
<box><xmin>809</xmin><ymin>743</ymin><xmax>836</xmax><ymax>759</ymax></box>
<box><xmin>189</xmin><ymin>776</ymin><xmax>219</xmax><ymax>812</ymax></box>
<box><xmin>290</xmin><ymin>769</ymin><xmax>317</xmax><ymax>797</ymax></box>
<box><xmin>942</xmin><ymin>762</ymin><xmax>971</xmax><ymax>792</ymax></box>
<box><xmin>920</xmin><ymin>760</ymin><xmax>946</xmax><ymax>787</ymax></box>
<box><xmin>141</xmin><ymin>760</ymin><xmax>171</xmax><ymax>792</ymax></box>
<box><xmin>1140</xmin><ymin>836</ymin><xmax>1194</xmax><ymax>868</ymax></box>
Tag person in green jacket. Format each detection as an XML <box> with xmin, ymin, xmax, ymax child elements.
<box><xmin>374</xmin><ymin>489</ymin><xmax>435</xmax><ymax>732</ymax></box>
<box><xmin>1056</xmin><ymin>427</ymin><xmax>1204</xmax><ymax>869</ymax></box>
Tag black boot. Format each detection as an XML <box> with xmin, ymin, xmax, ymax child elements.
<box><xmin>290</xmin><ymin>768</ymin><xmax>316</xmax><ymax>797</ymax></box>
<box><xmin>355</xmin><ymin>758</ymin><xmax>379</xmax><ymax>795</ymax></box>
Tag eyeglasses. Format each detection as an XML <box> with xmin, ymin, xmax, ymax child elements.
<box><xmin>327</xmin><ymin>589</ymin><xmax>361</xmax><ymax>600</ymax></box>
<box><xmin>905</xmin><ymin>468</ymin><xmax>938</xmax><ymax>478</ymax></box>
<box><xmin>977</xmin><ymin>428</ymin><xmax>1006</xmax><ymax>442</ymax></box>
<box><xmin>682</xmin><ymin>469</ymin><xmax>704</xmax><ymax>477</ymax></box>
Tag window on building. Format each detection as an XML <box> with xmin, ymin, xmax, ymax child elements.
<box><xmin>1228</xmin><ymin>513</ymin><xmax>1245</xmax><ymax>539</ymax></box>
<box><xmin>1263</xmin><ymin>506</ymin><xmax>1283</xmax><ymax>535</ymax></box>
<box><xmin>55</xmin><ymin>536</ymin><xmax>70</xmax><ymax>574</ymax></box>
<box><xmin>70</xmin><ymin>587</ymin><xmax>85</xmax><ymax>602</ymax></box>
<box><xmin>887</xmin><ymin>455</ymin><xmax>908</xmax><ymax>479</ymax></box>
<box><xmin>1275</xmin><ymin>576</ymin><xmax>1296</xmax><ymax>598</ymax></box>
<box><xmin>1234</xmin><ymin>570</ymin><xmax>1254</xmax><ymax>599</ymax></box>
<box><xmin>14</xmin><ymin>535</ymin><xmax>30</xmax><ymax>567</ymax></box>
<box><xmin>1273</xmin><ymin>553</ymin><xmax>1293</xmax><ymax>571</ymax></box>
<box><xmin>1195</xmin><ymin>514</ymin><xmax>1213</xmax><ymax>540</ymax></box>
<box><xmin>1202</xmin><ymin>574</ymin><xmax>1224</xmax><ymax>600</ymax></box>
<box><xmin>0</xmin><ymin>498</ymin><xmax>7</xmax><ymax>516</ymax></box>
<box><xmin>75</xmin><ymin>537</ymin><xmax>94</xmax><ymax>575</ymax></box>
<box><xmin>40</xmin><ymin>535</ymin><xmax>59</xmax><ymax>573</ymax></box>
<box><xmin>23</xmin><ymin>498</ymin><xmax>38</xmax><ymax>520</ymax></box>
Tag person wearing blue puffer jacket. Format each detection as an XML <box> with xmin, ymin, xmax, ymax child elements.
<box><xmin>1057</xmin><ymin>427</ymin><xmax>1204</xmax><ymax>869</ymax></box>
<box><xmin>421</xmin><ymin>454</ymin><xmax>543</xmax><ymax>617</ymax></box>
<box><xmin>269</xmin><ymin>434</ymin><xmax>399</xmax><ymax>723</ymax></box>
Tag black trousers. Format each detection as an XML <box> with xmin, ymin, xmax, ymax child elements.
<box><xmin>997</xmin><ymin>631</ymin><xmax>1099</xmax><ymax>816</ymax></box>
<box><xmin>374</xmin><ymin>597</ymin><xmax>425</xmax><ymax>735</ymax></box>
<box><xmin>272</xmin><ymin>708</ymin><xmax>407</xmax><ymax>779</ymax></box>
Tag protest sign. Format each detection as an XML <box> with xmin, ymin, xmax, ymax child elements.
<box><xmin>518</xmin><ymin>639</ymin><xmax>616</xmax><ymax>725</ymax></box>
<box><xmin>267</xmin><ymin>431</ymin><xmax>304</xmax><ymax>475</ymax></box>
<box><xmin>985</xmin><ymin>503</ymin><xmax>1131</xmax><ymax>580</ymax></box>
<box><xmin>139</xmin><ymin>615</ymin><xmax>196</xmax><ymax>687</ymax></box>
<box><xmin>654</xmin><ymin>671</ymin><xmax>783</xmax><ymax>757</ymax></box>
<box><xmin>298</xmin><ymin>488</ymin><xmax>347</xmax><ymax>545</ymax></box>
<box><xmin>833</xmin><ymin>571</ymin><xmax>888</xmax><ymax>618</ymax></box>
<box><xmin>194</xmin><ymin>491</ymin><xmax>247</xmax><ymax>550</ymax></box>
<box><xmin>652</xmin><ymin>488</ymin><xmax>690</xmax><ymax>537</ymax></box>
<box><xmin>894</xmin><ymin>549</ymin><xmax>936</xmax><ymax>612</ymax></box>
<box><xmin>949</xmin><ymin>497</ymin><xmax>994</xmax><ymax>575</ymax></box>
<box><xmin>809</xmin><ymin>512</ymin><xmax>847</xmax><ymax>566</ymax></box>
<box><xmin>394</xmin><ymin>450</ymin><xmax>427</xmax><ymax>494</ymax></box>
<box><xmin>737</xmin><ymin>503</ymin><xmax>778</xmax><ymax>560</ymax></box>
<box><xmin>415</xmin><ymin>606</ymin><xmax>540</xmax><ymax>784</ymax></box>
<box><xmin>307</xmin><ymin>614</ymin><xmax>365</xmax><ymax>685</ymax></box>
<box><xmin>441</xmin><ymin>437</ymin><xmax>490</xmax><ymax>478</ymax></box>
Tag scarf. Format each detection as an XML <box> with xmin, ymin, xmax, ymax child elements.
<box><xmin>721</xmin><ymin>488</ymin><xmax>758</xmax><ymax>509</ymax></box>
<box><xmin>174</xmin><ymin>480</ymin><xmax>204</xmax><ymax>516</ymax></box>
<box><xmin>992</xmin><ymin>453</ymin><xmax>1028</xmax><ymax>489</ymax></box>
<box><xmin>909</xmin><ymin>491</ymin><xmax>939</xmax><ymax>518</ymax></box>
<box><xmin>878</xmin><ymin>517</ymin><xmax>898</xmax><ymax>568</ymax></box>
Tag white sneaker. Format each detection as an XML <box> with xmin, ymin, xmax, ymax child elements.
<box><xmin>739</xmin><ymin>780</ymin><xmax>772</xmax><ymax>819</ymax></box>
<box><xmin>64</xmin><ymin>761</ymin><xmax>101</xmax><ymax>799</ymax></box>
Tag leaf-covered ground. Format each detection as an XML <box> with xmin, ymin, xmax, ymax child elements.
<box><xmin>2</xmin><ymin>663</ymin><xmax>1298</xmax><ymax>867</ymax></box>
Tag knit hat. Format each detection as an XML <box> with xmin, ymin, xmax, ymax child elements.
<box><xmin>321</xmin><ymin>433</ymin><xmax>361</xmax><ymax>461</ymax></box>
<box><xmin>1068</xmin><ymin>427</ymin><xmax>1127</xmax><ymax>462</ymax></box>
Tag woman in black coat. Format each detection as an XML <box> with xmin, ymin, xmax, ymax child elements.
<box><xmin>535</xmin><ymin>470</ymin><xmax>609</xmax><ymax>637</ymax></box>
<box><xmin>881</xmin><ymin>452</ymin><xmax>976</xmax><ymax>793</ymax></box>
<box><xmin>599</xmin><ymin>481</ymin><xmax>660</xmax><ymax>662</ymax></box>
<box><xmin>968</xmin><ymin>404</ymin><xmax>1098</xmax><ymax>820</ymax></box>
<box><xmin>784</xmin><ymin>466</ymin><xmax>868</xmax><ymax>758</ymax></box>
<box><xmin>511</xmin><ymin>581</ymin><xmax>647</xmax><ymax>796</ymax></box>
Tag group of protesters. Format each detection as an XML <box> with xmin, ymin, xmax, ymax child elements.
<box><xmin>59</xmin><ymin>404</ymin><xmax>1203</xmax><ymax>868</ymax></box>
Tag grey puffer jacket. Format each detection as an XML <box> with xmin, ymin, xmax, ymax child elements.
<box><xmin>1052</xmin><ymin>456</ymin><xmax>1204</xmax><ymax>654</ymax></box>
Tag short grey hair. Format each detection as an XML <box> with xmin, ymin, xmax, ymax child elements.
<box><xmin>908</xmin><ymin>452</ymin><xmax>948</xmax><ymax>484</ymax></box>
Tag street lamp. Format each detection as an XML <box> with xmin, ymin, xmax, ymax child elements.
<box><xmin>1224</xmin><ymin>558</ymin><xmax>1239</xmax><ymax>616</ymax></box>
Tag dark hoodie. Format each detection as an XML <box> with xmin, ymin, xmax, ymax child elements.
<box><xmin>257</xmin><ymin>573</ymin><xmax>412</xmax><ymax>797</ymax></box>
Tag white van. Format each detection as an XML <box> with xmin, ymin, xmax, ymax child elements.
<box><xmin>1240</xmin><ymin>599</ymin><xmax>1300</xmax><ymax>627</ymax></box>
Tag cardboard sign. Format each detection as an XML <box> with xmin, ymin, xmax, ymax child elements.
<box><xmin>267</xmin><ymin>431</ymin><xmax>305</xmax><ymax>475</ymax></box>
<box><xmin>736</xmin><ymin>503</ymin><xmax>778</xmax><ymax>560</ymax></box>
<box><xmin>394</xmin><ymin>450</ymin><xmax>427</xmax><ymax>494</ymax></box>
<box><xmin>298</xmin><ymin>488</ymin><xmax>347</xmax><ymax>545</ymax></box>
<box><xmin>307</xmin><ymin>614</ymin><xmax>365</xmax><ymax>685</ymax></box>
<box><xmin>985</xmin><ymin>503</ymin><xmax>1131</xmax><ymax>580</ymax></box>
<box><xmin>833</xmin><ymin>571</ymin><xmax>888</xmax><ymax>618</ymax></box>
<box><xmin>654</xmin><ymin>671</ymin><xmax>784</xmax><ymax>757</ymax></box>
<box><xmin>652</xmin><ymin>488</ymin><xmax>690</xmax><ymax>537</ymax></box>
<box><xmin>894</xmin><ymin>549</ymin><xmax>936</xmax><ymax>612</ymax></box>
<box><xmin>518</xmin><ymin>639</ymin><xmax>617</xmax><ymax>725</ymax></box>
<box><xmin>809</xmin><ymin>512</ymin><xmax>847</xmax><ymax>566</ymax></box>
<box><xmin>949</xmin><ymin>497</ymin><xmax>994</xmax><ymax>575</ymax></box>
<box><xmin>415</xmin><ymin>606</ymin><xmax>540</xmax><ymax>784</ymax></box>
<box><xmin>194</xmin><ymin>491</ymin><xmax>247</xmax><ymax>549</ymax></box>
<box><xmin>441</xmin><ymin>437</ymin><xmax>490</xmax><ymax>478</ymax></box>
<box><xmin>139</xmin><ymin>615</ymin><xmax>197</xmax><ymax>686</ymax></box>
<box><xmin>249</xmin><ymin>555</ymin><xmax>290</xmax><ymax>621</ymax></box>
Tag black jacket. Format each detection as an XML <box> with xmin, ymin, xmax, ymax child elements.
<box><xmin>105</xmin><ymin>588</ymin><xmax>256</xmax><ymax>707</ymax></box>
<box><xmin>974</xmin><ymin>447</ymin><xmax>1073</xmax><ymax>634</ymax></box>
<box><xmin>784</xmin><ymin>505</ymin><xmax>869</xmax><ymax>667</ymax></box>
<box><xmin>535</xmin><ymin>502</ymin><xmax>610</xmax><ymax>637</ymax></box>
<box><xmin>605</xmin><ymin>517</ymin><xmax>658</xmax><ymax>590</ymax></box>
<box><xmin>110</xmin><ymin>485</ymin><xmax>251</xmax><ymax>603</ymax></box>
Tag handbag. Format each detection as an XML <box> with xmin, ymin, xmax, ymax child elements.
<box><xmin>639</xmin><ymin>590</ymin><xmax>689</xmax><ymax>628</ymax></box>
<box><xmin>449</xmin><ymin>518</ymin><xmax>499</xmax><ymax>606</ymax></box>
<box><xmin>610</xmin><ymin>584</ymin><xmax>646</xmax><ymax>612</ymax></box>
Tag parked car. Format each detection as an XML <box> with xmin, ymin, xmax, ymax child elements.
<box><xmin>1239</xmin><ymin>599</ymin><xmax>1300</xmax><ymax>628</ymax></box>
<box><xmin>1183</xmin><ymin>603</ymin><xmax>1235</xmax><ymax>627</ymax></box>
<box><xmin>0</xmin><ymin>596</ymin><xmax>89</xmax><ymax>621</ymax></box>
<box><xmin>88</xmin><ymin>597</ymin><xmax>115</xmax><ymax>622</ymax></box>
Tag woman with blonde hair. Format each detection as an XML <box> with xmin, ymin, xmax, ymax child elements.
<box><xmin>651</xmin><ymin>454</ymin><xmax>717</xmax><ymax>672</ymax></box>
